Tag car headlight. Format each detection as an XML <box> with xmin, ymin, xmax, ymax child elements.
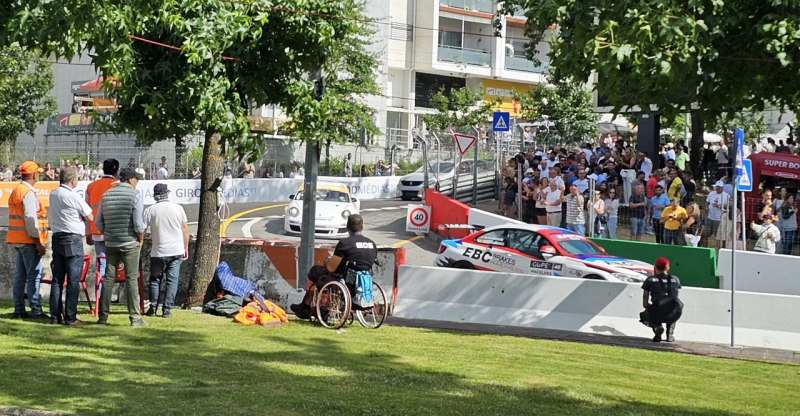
<box><xmin>613</xmin><ymin>273</ymin><xmax>644</xmax><ymax>283</ymax></box>
<box><xmin>342</xmin><ymin>210</ymin><xmax>351</xmax><ymax>219</ymax></box>
<box><xmin>288</xmin><ymin>207</ymin><xmax>300</xmax><ymax>217</ymax></box>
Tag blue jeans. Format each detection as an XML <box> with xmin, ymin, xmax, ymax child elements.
<box><xmin>663</xmin><ymin>229</ymin><xmax>679</xmax><ymax>245</ymax></box>
<box><xmin>13</xmin><ymin>244</ymin><xmax>43</xmax><ymax>315</ymax></box>
<box><xmin>630</xmin><ymin>217</ymin><xmax>645</xmax><ymax>236</ymax></box>
<box><xmin>567</xmin><ymin>223</ymin><xmax>585</xmax><ymax>236</ymax></box>
<box><xmin>149</xmin><ymin>255</ymin><xmax>183</xmax><ymax>310</ymax></box>
<box><xmin>603</xmin><ymin>217</ymin><xmax>618</xmax><ymax>239</ymax></box>
<box><xmin>782</xmin><ymin>230</ymin><xmax>796</xmax><ymax>255</ymax></box>
<box><xmin>94</xmin><ymin>239</ymin><xmax>107</xmax><ymax>279</ymax></box>
<box><xmin>49</xmin><ymin>233</ymin><xmax>85</xmax><ymax>323</ymax></box>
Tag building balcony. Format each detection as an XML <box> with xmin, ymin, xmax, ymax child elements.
<box><xmin>440</xmin><ymin>0</ymin><xmax>494</xmax><ymax>14</ymax></box>
<box><xmin>438</xmin><ymin>45</ymin><xmax>492</xmax><ymax>67</ymax></box>
<box><xmin>505</xmin><ymin>55</ymin><xmax>548</xmax><ymax>73</ymax></box>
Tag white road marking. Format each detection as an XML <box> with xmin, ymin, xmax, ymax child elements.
<box><xmin>361</xmin><ymin>208</ymin><xmax>380</xmax><ymax>212</ymax></box>
<box><xmin>242</xmin><ymin>217</ymin><xmax>264</xmax><ymax>238</ymax></box>
<box><xmin>381</xmin><ymin>207</ymin><xmax>400</xmax><ymax>210</ymax></box>
<box><xmin>265</xmin><ymin>215</ymin><xmax>284</xmax><ymax>219</ymax></box>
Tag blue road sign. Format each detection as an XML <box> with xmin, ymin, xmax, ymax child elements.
<box><xmin>738</xmin><ymin>159</ymin><xmax>753</xmax><ymax>192</ymax></box>
<box><xmin>493</xmin><ymin>111</ymin><xmax>510</xmax><ymax>132</ymax></box>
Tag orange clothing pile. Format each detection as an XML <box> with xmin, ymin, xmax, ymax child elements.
<box><xmin>233</xmin><ymin>300</ymin><xmax>289</xmax><ymax>327</ymax></box>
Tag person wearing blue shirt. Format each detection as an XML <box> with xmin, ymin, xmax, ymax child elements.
<box><xmin>650</xmin><ymin>185</ymin><xmax>670</xmax><ymax>244</ymax></box>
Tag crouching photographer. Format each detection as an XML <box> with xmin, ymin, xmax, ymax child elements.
<box><xmin>640</xmin><ymin>257</ymin><xmax>683</xmax><ymax>343</ymax></box>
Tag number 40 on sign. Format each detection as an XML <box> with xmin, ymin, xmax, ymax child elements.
<box><xmin>406</xmin><ymin>204</ymin><xmax>431</xmax><ymax>233</ymax></box>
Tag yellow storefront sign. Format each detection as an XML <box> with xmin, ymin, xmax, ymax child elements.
<box><xmin>482</xmin><ymin>79</ymin><xmax>536</xmax><ymax>115</ymax></box>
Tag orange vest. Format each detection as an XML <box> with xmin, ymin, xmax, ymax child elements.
<box><xmin>7</xmin><ymin>182</ymin><xmax>48</xmax><ymax>245</ymax></box>
<box><xmin>86</xmin><ymin>177</ymin><xmax>118</xmax><ymax>236</ymax></box>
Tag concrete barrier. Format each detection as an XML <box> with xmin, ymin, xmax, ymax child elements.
<box><xmin>0</xmin><ymin>230</ymin><xmax>404</xmax><ymax>312</ymax></box>
<box><xmin>718</xmin><ymin>249</ymin><xmax>800</xmax><ymax>296</ymax></box>
<box><xmin>394</xmin><ymin>265</ymin><xmax>800</xmax><ymax>351</ymax></box>
<box><xmin>426</xmin><ymin>189</ymin><xmax>471</xmax><ymax>238</ymax></box>
<box><xmin>467</xmin><ymin>208</ymin><xmax>524</xmax><ymax>229</ymax></box>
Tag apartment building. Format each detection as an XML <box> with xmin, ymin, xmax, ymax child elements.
<box><xmin>385</xmin><ymin>0</ymin><xmax>552</xmax><ymax>148</ymax></box>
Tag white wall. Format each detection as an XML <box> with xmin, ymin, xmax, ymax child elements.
<box><xmin>718</xmin><ymin>249</ymin><xmax>800</xmax><ymax>296</ymax></box>
<box><xmin>394</xmin><ymin>265</ymin><xmax>800</xmax><ymax>351</ymax></box>
<box><xmin>467</xmin><ymin>208</ymin><xmax>524</xmax><ymax>229</ymax></box>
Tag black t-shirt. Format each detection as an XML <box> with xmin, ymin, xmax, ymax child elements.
<box><xmin>333</xmin><ymin>233</ymin><xmax>378</xmax><ymax>274</ymax></box>
<box><xmin>642</xmin><ymin>273</ymin><xmax>681</xmax><ymax>300</ymax></box>
<box><xmin>629</xmin><ymin>193</ymin><xmax>646</xmax><ymax>218</ymax></box>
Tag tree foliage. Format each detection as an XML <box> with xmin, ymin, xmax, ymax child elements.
<box><xmin>714</xmin><ymin>111</ymin><xmax>767</xmax><ymax>145</ymax></box>
<box><xmin>422</xmin><ymin>86</ymin><xmax>499</xmax><ymax>133</ymax></box>
<box><xmin>0</xmin><ymin>45</ymin><xmax>56</xmax><ymax>144</ymax></box>
<box><xmin>513</xmin><ymin>77</ymin><xmax>597</xmax><ymax>146</ymax></box>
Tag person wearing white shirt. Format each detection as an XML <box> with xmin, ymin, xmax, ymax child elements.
<box><xmin>666</xmin><ymin>143</ymin><xmax>676</xmax><ymax>161</ymax></box>
<box><xmin>705</xmin><ymin>181</ymin><xmax>730</xmax><ymax>249</ymax></box>
<box><xmin>157</xmin><ymin>163</ymin><xmax>170</xmax><ymax>180</ymax></box>
<box><xmin>0</xmin><ymin>164</ymin><xmax>12</xmax><ymax>181</ymax></box>
<box><xmin>573</xmin><ymin>169</ymin><xmax>589</xmax><ymax>194</ymax></box>
<box><xmin>751</xmin><ymin>214</ymin><xmax>781</xmax><ymax>254</ymax></box>
<box><xmin>143</xmin><ymin>183</ymin><xmax>189</xmax><ymax>319</ymax></box>
<box><xmin>135</xmin><ymin>163</ymin><xmax>146</xmax><ymax>179</ymax></box>
<box><xmin>636</xmin><ymin>152</ymin><xmax>653</xmax><ymax>180</ymax></box>
<box><xmin>48</xmin><ymin>167</ymin><xmax>93</xmax><ymax>325</ymax></box>
<box><xmin>544</xmin><ymin>180</ymin><xmax>564</xmax><ymax>226</ymax></box>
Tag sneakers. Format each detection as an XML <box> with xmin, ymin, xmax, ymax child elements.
<box><xmin>51</xmin><ymin>317</ymin><xmax>63</xmax><ymax>325</ymax></box>
<box><xmin>96</xmin><ymin>320</ymin><xmax>109</xmax><ymax>326</ymax></box>
<box><xmin>145</xmin><ymin>306</ymin><xmax>157</xmax><ymax>317</ymax></box>
<box><xmin>11</xmin><ymin>312</ymin><xmax>30</xmax><ymax>319</ymax></box>
<box><xmin>162</xmin><ymin>309</ymin><xmax>172</xmax><ymax>319</ymax></box>
<box><xmin>65</xmin><ymin>320</ymin><xmax>85</xmax><ymax>327</ymax></box>
<box><xmin>131</xmin><ymin>320</ymin><xmax>150</xmax><ymax>328</ymax></box>
<box><xmin>652</xmin><ymin>326</ymin><xmax>664</xmax><ymax>342</ymax></box>
<box><xmin>290</xmin><ymin>303</ymin><xmax>312</xmax><ymax>320</ymax></box>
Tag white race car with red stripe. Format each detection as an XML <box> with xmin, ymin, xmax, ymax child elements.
<box><xmin>435</xmin><ymin>224</ymin><xmax>651</xmax><ymax>283</ymax></box>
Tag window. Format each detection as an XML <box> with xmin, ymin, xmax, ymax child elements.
<box><xmin>506</xmin><ymin>230</ymin><xmax>545</xmax><ymax>258</ymax></box>
<box><xmin>295</xmin><ymin>189</ymin><xmax>350</xmax><ymax>202</ymax></box>
<box><xmin>558</xmin><ymin>240</ymin><xmax>604</xmax><ymax>256</ymax></box>
<box><xmin>439</xmin><ymin>30</ymin><xmax>462</xmax><ymax>48</ymax></box>
<box><xmin>475</xmin><ymin>229</ymin><xmax>506</xmax><ymax>246</ymax></box>
<box><xmin>390</xmin><ymin>23</ymin><xmax>413</xmax><ymax>41</ymax></box>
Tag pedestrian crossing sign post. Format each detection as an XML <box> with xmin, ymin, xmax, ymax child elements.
<box><xmin>493</xmin><ymin>111</ymin><xmax>510</xmax><ymax>132</ymax></box>
<box><xmin>738</xmin><ymin>159</ymin><xmax>753</xmax><ymax>192</ymax></box>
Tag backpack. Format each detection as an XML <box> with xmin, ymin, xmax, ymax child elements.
<box><xmin>354</xmin><ymin>270</ymin><xmax>374</xmax><ymax>309</ymax></box>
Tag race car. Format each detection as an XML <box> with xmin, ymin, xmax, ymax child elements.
<box><xmin>435</xmin><ymin>224</ymin><xmax>652</xmax><ymax>283</ymax></box>
<box><xmin>285</xmin><ymin>182</ymin><xmax>359</xmax><ymax>238</ymax></box>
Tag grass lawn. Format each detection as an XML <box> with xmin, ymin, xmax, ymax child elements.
<box><xmin>0</xmin><ymin>302</ymin><xmax>798</xmax><ymax>416</ymax></box>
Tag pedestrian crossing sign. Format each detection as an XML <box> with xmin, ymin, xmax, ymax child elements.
<box><xmin>493</xmin><ymin>112</ymin><xmax>510</xmax><ymax>132</ymax></box>
<box><xmin>738</xmin><ymin>159</ymin><xmax>753</xmax><ymax>192</ymax></box>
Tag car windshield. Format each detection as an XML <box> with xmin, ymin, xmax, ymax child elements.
<box><xmin>557</xmin><ymin>239</ymin><xmax>605</xmax><ymax>256</ymax></box>
<box><xmin>416</xmin><ymin>162</ymin><xmax>454</xmax><ymax>174</ymax></box>
<box><xmin>295</xmin><ymin>189</ymin><xmax>350</xmax><ymax>202</ymax></box>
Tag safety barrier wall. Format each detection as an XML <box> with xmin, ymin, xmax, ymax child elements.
<box><xmin>0</xmin><ymin>230</ymin><xmax>404</xmax><ymax>311</ymax></box>
<box><xmin>394</xmin><ymin>265</ymin><xmax>800</xmax><ymax>351</ymax></box>
<box><xmin>0</xmin><ymin>176</ymin><xmax>402</xmax><ymax>208</ymax></box>
<box><xmin>718</xmin><ymin>249</ymin><xmax>800</xmax><ymax>296</ymax></box>
<box><xmin>467</xmin><ymin>208</ymin><xmax>524</xmax><ymax>229</ymax></box>
<box><xmin>589</xmin><ymin>238</ymin><xmax>718</xmax><ymax>289</ymax></box>
<box><xmin>425</xmin><ymin>189</ymin><xmax>471</xmax><ymax>238</ymax></box>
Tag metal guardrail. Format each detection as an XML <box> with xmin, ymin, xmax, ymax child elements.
<box><xmin>437</xmin><ymin>170</ymin><xmax>497</xmax><ymax>203</ymax></box>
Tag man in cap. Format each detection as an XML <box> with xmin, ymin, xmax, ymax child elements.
<box><xmin>7</xmin><ymin>161</ymin><xmax>49</xmax><ymax>319</ymax></box>
<box><xmin>48</xmin><ymin>167</ymin><xmax>93</xmax><ymax>325</ymax></box>
<box><xmin>143</xmin><ymin>184</ymin><xmax>189</xmax><ymax>318</ymax></box>
<box><xmin>705</xmin><ymin>180</ymin><xmax>729</xmax><ymax>249</ymax></box>
<box><xmin>751</xmin><ymin>214</ymin><xmax>781</xmax><ymax>254</ymax></box>
<box><xmin>95</xmin><ymin>167</ymin><xmax>148</xmax><ymax>326</ymax></box>
<box><xmin>641</xmin><ymin>257</ymin><xmax>682</xmax><ymax>342</ymax></box>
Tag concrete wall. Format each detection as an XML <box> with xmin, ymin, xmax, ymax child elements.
<box><xmin>718</xmin><ymin>249</ymin><xmax>800</xmax><ymax>296</ymax></box>
<box><xmin>394</xmin><ymin>265</ymin><xmax>800</xmax><ymax>351</ymax></box>
<box><xmin>0</xmin><ymin>230</ymin><xmax>403</xmax><ymax>312</ymax></box>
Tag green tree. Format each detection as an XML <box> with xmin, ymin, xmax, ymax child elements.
<box><xmin>714</xmin><ymin>111</ymin><xmax>767</xmax><ymax>145</ymax></box>
<box><xmin>3</xmin><ymin>0</ymin><xmax>375</xmax><ymax>306</ymax></box>
<box><xmin>422</xmin><ymin>86</ymin><xmax>500</xmax><ymax>133</ymax></box>
<box><xmin>513</xmin><ymin>77</ymin><xmax>597</xmax><ymax>147</ymax></box>
<box><xmin>504</xmin><ymin>0</ymin><xmax>800</xmax><ymax>174</ymax></box>
<box><xmin>0</xmin><ymin>45</ymin><xmax>56</xmax><ymax>160</ymax></box>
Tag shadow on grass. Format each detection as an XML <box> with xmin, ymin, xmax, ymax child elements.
<box><xmin>0</xmin><ymin>311</ymin><xmax>743</xmax><ymax>416</ymax></box>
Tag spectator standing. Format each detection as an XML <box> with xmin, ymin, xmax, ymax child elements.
<box><xmin>136</xmin><ymin>163</ymin><xmax>146</xmax><ymax>179</ymax></box>
<box><xmin>143</xmin><ymin>184</ymin><xmax>189</xmax><ymax>318</ymax></box>
<box><xmin>535</xmin><ymin>177</ymin><xmax>549</xmax><ymax>225</ymax></box>
<box><xmin>0</xmin><ymin>164</ymin><xmax>13</xmax><ymax>181</ymax></box>
<box><xmin>661</xmin><ymin>198</ymin><xmax>688</xmax><ymax>245</ymax></box>
<box><xmin>717</xmin><ymin>198</ymin><xmax>742</xmax><ymax>249</ymax></box>
<box><xmin>674</xmin><ymin>146</ymin><xmax>690</xmax><ymax>171</ymax></box>
<box><xmin>223</xmin><ymin>157</ymin><xmax>233</xmax><ymax>178</ymax></box>
<box><xmin>590</xmin><ymin>190</ymin><xmax>605</xmax><ymax>237</ymax></box>
<box><xmin>635</xmin><ymin>151</ymin><xmax>653</xmax><ymax>180</ymax></box>
<box><xmin>641</xmin><ymin>257</ymin><xmax>683</xmax><ymax>343</ymax></box>
<box><xmin>544</xmin><ymin>179</ymin><xmax>563</xmax><ymax>227</ymax></box>
<box><xmin>243</xmin><ymin>163</ymin><xmax>255</xmax><ymax>179</ymax></box>
<box><xmin>667</xmin><ymin>169</ymin><xmax>683</xmax><ymax>201</ymax></box>
<box><xmin>629</xmin><ymin>184</ymin><xmax>647</xmax><ymax>241</ymax></box>
<box><xmin>705</xmin><ymin>181</ymin><xmax>730</xmax><ymax>249</ymax></box>
<box><xmin>7</xmin><ymin>161</ymin><xmax>49</xmax><ymax>319</ymax></box>
<box><xmin>344</xmin><ymin>153</ymin><xmax>353</xmax><ymax>177</ymax></box>
<box><xmin>48</xmin><ymin>167</ymin><xmax>93</xmax><ymax>325</ymax></box>
<box><xmin>43</xmin><ymin>163</ymin><xmax>57</xmax><ymax>181</ymax></box>
<box><xmin>565</xmin><ymin>184</ymin><xmax>586</xmax><ymax>235</ymax></box>
<box><xmin>776</xmin><ymin>195</ymin><xmax>797</xmax><ymax>254</ymax></box>
<box><xmin>573</xmin><ymin>169</ymin><xmax>589</xmax><ymax>194</ymax></box>
<box><xmin>684</xmin><ymin>203</ymin><xmax>704</xmax><ymax>247</ymax></box>
<box><xmin>715</xmin><ymin>140</ymin><xmax>729</xmax><ymax>178</ymax></box>
<box><xmin>95</xmin><ymin>168</ymin><xmax>148</xmax><ymax>327</ymax></box>
<box><xmin>86</xmin><ymin>159</ymin><xmax>119</xmax><ymax>291</ymax></box>
<box><xmin>521</xmin><ymin>178</ymin><xmax>539</xmax><ymax>224</ymax></box>
<box><xmin>666</xmin><ymin>143</ymin><xmax>676</xmax><ymax>161</ymax></box>
<box><xmin>751</xmin><ymin>214</ymin><xmax>781</xmax><ymax>254</ymax></box>
<box><xmin>681</xmin><ymin>170</ymin><xmax>696</xmax><ymax>207</ymax></box>
<box><xmin>190</xmin><ymin>162</ymin><xmax>201</xmax><ymax>179</ymax></box>
<box><xmin>650</xmin><ymin>185</ymin><xmax>670</xmax><ymax>244</ymax></box>
<box><xmin>502</xmin><ymin>177</ymin><xmax>517</xmax><ymax>218</ymax></box>
<box><xmin>603</xmin><ymin>188</ymin><xmax>619</xmax><ymax>239</ymax></box>
<box><xmin>89</xmin><ymin>162</ymin><xmax>102</xmax><ymax>181</ymax></box>
<box><xmin>157</xmin><ymin>162</ymin><xmax>170</xmax><ymax>180</ymax></box>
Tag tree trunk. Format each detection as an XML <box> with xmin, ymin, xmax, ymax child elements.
<box><xmin>185</xmin><ymin>128</ymin><xmax>223</xmax><ymax>307</ymax></box>
<box><xmin>174</xmin><ymin>136</ymin><xmax>186</xmax><ymax>179</ymax></box>
<box><xmin>690</xmin><ymin>112</ymin><xmax>705</xmax><ymax>183</ymax></box>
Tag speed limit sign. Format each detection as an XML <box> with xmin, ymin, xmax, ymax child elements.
<box><xmin>405</xmin><ymin>204</ymin><xmax>431</xmax><ymax>233</ymax></box>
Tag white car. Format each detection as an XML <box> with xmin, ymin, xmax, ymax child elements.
<box><xmin>397</xmin><ymin>160</ymin><xmax>493</xmax><ymax>200</ymax></box>
<box><xmin>435</xmin><ymin>224</ymin><xmax>652</xmax><ymax>283</ymax></box>
<box><xmin>284</xmin><ymin>182</ymin><xmax>360</xmax><ymax>238</ymax></box>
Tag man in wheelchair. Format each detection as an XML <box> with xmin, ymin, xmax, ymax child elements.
<box><xmin>290</xmin><ymin>214</ymin><xmax>378</xmax><ymax>320</ymax></box>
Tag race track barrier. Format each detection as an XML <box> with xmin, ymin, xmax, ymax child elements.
<box><xmin>0</xmin><ymin>229</ymin><xmax>404</xmax><ymax>312</ymax></box>
<box><xmin>0</xmin><ymin>176</ymin><xmax>402</xmax><ymax>207</ymax></box>
<box><xmin>394</xmin><ymin>265</ymin><xmax>800</xmax><ymax>351</ymax></box>
<box><xmin>718</xmin><ymin>249</ymin><xmax>800</xmax><ymax>296</ymax></box>
<box><xmin>425</xmin><ymin>189</ymin><xmax>471</xmax><ymax>239</ymax></box>
<box><xmin>589</xmin><ymin>238</ymin><xmax>718</xmax><ymax>289</ymax></box>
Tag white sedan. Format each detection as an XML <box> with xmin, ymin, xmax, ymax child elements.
<box><xmin>284</xmin><ymin>182</ymin><xmax>360</xmax><ymax>238</ymax></box>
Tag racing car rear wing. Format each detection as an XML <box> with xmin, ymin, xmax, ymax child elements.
<box><xmin>442</xmin><ymin>223</ymin><xmax>484</xmax><ymax>240</ymax></box>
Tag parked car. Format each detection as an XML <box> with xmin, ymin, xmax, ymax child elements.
<box><xmin>397</xmin><ymin>159</ymin><xmax>493</xmax><ymax>200</ymax></box>
<box><xmin>435</xmin><ymin>224</ymin><xmax>651</xmax><ymax>283</ymax></box>
<box><xmin>284</xmin><ymin>182</ymin><xmax>360</xmax><ymax>238</ymax></box>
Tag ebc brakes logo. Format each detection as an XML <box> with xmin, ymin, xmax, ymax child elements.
<box><xmin>463</xmin><ymin>247</ymin><xmax>516</xmax><ymax>266</ymax></box>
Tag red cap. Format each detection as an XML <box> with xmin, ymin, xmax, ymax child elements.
<box><xmin>654</xmin><ymin>257</ymin><xmax>670</xmax><ymax>269</ymax></box>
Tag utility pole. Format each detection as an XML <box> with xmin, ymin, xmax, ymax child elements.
<box><xmin>297</xmin><ymin>69</ymin><xmax>325</xmax><ymax>289</ymax></box>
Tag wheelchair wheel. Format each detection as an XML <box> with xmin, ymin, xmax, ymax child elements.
<box><xmin>315</xmin><ymin>280</ymin><xmax>351</xmax><ymax>329</ymax></box>
<box><xmin>356</xmin><ymin>282</ymin><xmax>388</xmax><ymax>329</ymax></box>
